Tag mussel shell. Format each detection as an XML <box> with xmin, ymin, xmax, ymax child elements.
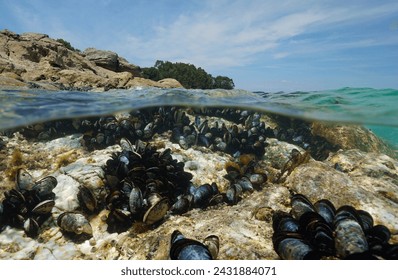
<box><xmin>272</xmin><ymin>232</ymin><xmax>320</xmax><ymax>260</ymax></box>
<box><xmin>31</xmin><ymin>199</ymin><xmax>55</xmax><ymax>215</ymax></box>
<box><xmin>120</xmin><ymin>137</ymin><xmax>134</xmax><ymax>152</ymax></box>
<box><xmin>272</xmin><ymin>211</ymin><xmax>299</xmax><ymax>233</ymax></box>
<box><xmin>32</xmin><ymin>176</ymin><xmax>57</xmax><ymax>200</ymax></box>
<box><xmin>142</xmin><ymin>197</ymin><xmax>169</xmax><ymax>225</ymax></box>
<box><xmin>129</xmin><ymin>185</ymin><xmax>144</xmax><ymax>215</ymax></box>
<box><xmin>192</xmin><ymin>184</ymin><xmax>215</xmax><ymax>207</ymax></box>
<box><xmin>366</xmin><ymin>224</ymin><xmax>391</xmax><ymax>246</ymax></box>
<box><xmin>249</xmin><ymin>173</ymin><xmax>266</xmax><ymax>186</ymax></box>
<box><xmin>77</xmin><ymin>186</ymin><xmax>97</xmax><ymax>213</ymax></box>
<box><xmin>57</xmin><ymin>212</ymin><xmax>93</xmax><ymax>236</ymax></box>
<box><xmin>290</xmin><ymin>194</ymin><xmax>316</xmax><ymax>220</ymax></box>
<box><xmin>170</xmin><ymin>230</ymin><xmax>213</xmax><ymax>260</ymax></box>
<box><xmin>16</xmin><ymin>168</ymin><xmax>34</xmax><ymax>192</ymax></box>
<box><xmin>203</xmin><ymin>235</ymin><xmax>220</xmax><ymax>259</ymax></box>
<box><xmin>208</xmin><ymin>193</ymin><xmax>224</xmax><ymax>206</ymax></box>
<box><xmin>356</xmin><ymin>209</ymin><xmax>374</xmax><ymax>232</ymax></box>
<box><xmin>314</xmin><ymin>199</ymin><xmax>336</xmax><ymax>226</ymax></box>
<box><xmin>236</xmin><ymin>177</ymin><xmax>253</xmax><ymax>192</ymax></box>
<box><xmin>225</xmin><ymin>184</ymin><xmax>242</xmax><ymax>205</ymax></box>
<box><xmin>3</xmin><ymin>190</ymin><xmax>27</xmax><ymax>214</ymax></box>
<box><xmin>24</xmin><ymin>217</ymin><xmax>39</xmax><ymax>238</ymax></box>
<box><xmin>299</xmin><ymin>211</ymin><xmax>334</xmax><ymax>256</ymax></box>
<box><xmin>170</xmin><ymin>195</ymin><xmax>192</xmax><ymax>215</ymax></box>
<box><xmin>111</xmin><ymin>208</ymin><xmax>133</xmax><ymax>223</ymax></box>
<box><xmin>334</xmin><ymin>206</ymin><xmax>368</xmax><ymax>258</ymax></box>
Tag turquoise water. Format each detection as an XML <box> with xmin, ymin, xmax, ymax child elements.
<box><xmin>0</xmin><ymin>86</ymin><xmax>397</xmax><ymax>149</ymax></box>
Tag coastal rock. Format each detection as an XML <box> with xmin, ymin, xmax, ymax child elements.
<box><xmin>83</xmin><ymin>48</ymin><xmax>141</xmax><ymax>76</ymax></box>
<box><xmin>158</xmin><ymin>78</ymin><xmax>184</xmax><ymax>88</ymax></box>
<box><xmin>311</xmin><ymin>122</ymin><xmax>395</xmax><ymax>157</ymax></box>
<box><xmin>83</xmin><ymin>48</ymin><xmax>119</xmax><ymax>72</ymax></box>
<box><xmin>0</xmin><ymin>29</ymin><xmax>182</xmax><ymax>90</ymax></box>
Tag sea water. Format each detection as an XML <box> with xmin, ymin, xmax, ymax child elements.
<box><xmin>0</xmin><ymin>87</ymin><xmax>397</xmax><ymax>151</ymax></box>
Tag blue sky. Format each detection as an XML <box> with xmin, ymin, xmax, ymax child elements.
<box><xmin>1</xmin><ymin>0</ymin><xmax>398</xmax><ymax>91</ymax></box>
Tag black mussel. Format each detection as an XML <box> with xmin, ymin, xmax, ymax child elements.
<box><xmin>272</xmin><ymin>232</ymin><xmax>320</xmax><ymax>260</ymax></box>
<box><xmin>31</xmin><ymin>199</ymin><xmax>55</xmax><ymax>215</ymax></box>
<box><xmin>249</xmin><ymin>173</ymin><xmax>266</xmax><ymax>186</ymax></box>
<box><xmin>24</xmin><ymin>217</ymin><xmax>40</xmax><ymax>238</ymax></box>
<box><xmin>299</xmin><ymin>211</ymin><xmax>334</xmax><ymax>256</ymax></box>
<box><xmin>170</xmin><ymin>195</ymin><xmax>192</xmax><ymax>215</ymax></box>
<box><xmin>3</xmin><ymin>189</ymin><xmax>27</xmax><ymax>215</ymax></box>
<box><xmin>77</xmin><ymin>186</ymin><xmax>97</xmax><ymax>213</ymax></box>
<box><xmin>272</xmin><ymin>211</ymin><xmax>300</xmax><ymax>233</ymax></box>
<box><xmin>208</xmin><ymin>193</ymin><xmax>224</xmax><ymax>206</ymax></box>
<box><xmin>333</xmin><ymin>206</ymin><xmax>369</xmax><ymax>259</ymax></box>
<box><xmin>191</xmin><ymin>184</ymin><xmax>218</xmax><ymax>207</ymax></box>
<box><xmin>170</xmin><ymin>230</ymin><xmax>215</xmax><ymax>260</ymax></box>
<box><xmin>203</xmin><ymin>235</ymin><xmax>220</xmax><ymax>260</ymax></box>
<box><xmin>225</xmin><ymin>183</ymin><xmax>242</xmax><ymax>205</ymax></box>
<box><xmin>142</xmin><ymin>197</ymin><xmax>169</xmax><ymax>225</ymax></box>
<box><xmin>314</xmin><ymin>199</ymin><xmax>336</xmax><ymax>226</ymax></box>
<box><xmin>290</xmin><ymin>194</ymin><xmax>316</xmax><ymax>220</ymax></box>
<box><xmin>10</xmin><ymin>213</ymin><xmax>25</xmax><ymax>228</ymax></box>
<box><xmin>32</xmin><ymin>176</ymin><xmax>57</xmax><ymax>200</ymax></box>
<box><xmin>236</xmin><ymin>177</ymin><xmax>253</xmax><ymax>192</ymax></box>
<box><xmin>57</xmin><ymin>212</ymin><xmax>93</xmax><ymax>236</ymax></box>
<box><xmin>106</xmin><ymin>208</ymin><xmax>133</xmax><ymax>233</ymax></box>
<box><xmin>356</xmin><ymin>209</ymin><xmax>374</xmax><ymax>232</ymax></box>
<box><xmin>128</xmin><ymin>183</ymin><xmax>144</xmax><ymax>216</ymax></box>
<box><xmin>16</xmin><ymin>168</ymin><xmax>35</xmax><ymax>192</ymax></box>
<box><xmin>366</xmin><ymin>224</ymin><xmax>391</xmax><ymax>247</ymax></box>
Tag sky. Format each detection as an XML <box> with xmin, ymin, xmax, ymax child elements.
<box><xmin>1</xmin><ymin>0</ymin><xmax>398</xmax><ymax>91</ymax></box>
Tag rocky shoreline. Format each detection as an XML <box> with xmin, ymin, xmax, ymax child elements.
<box><xmin>0</xmin><ymin>29</ymin><xmax>183</xmax><ymax>91</ymax></box>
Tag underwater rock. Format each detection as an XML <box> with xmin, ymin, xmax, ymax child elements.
<box><xmin>0</xmin><ymin>106</ymin><xmax>397</xmax><ymax>260</ymax></box>
<box><xmin>272</xmin><ymin>193</ymin><xmax>398</xmax><ymax>259</ymax></box>
<box><xmin>285</xmin><ymin>150</ymin><xmax>398</xmax><ymax>232</ymax></box>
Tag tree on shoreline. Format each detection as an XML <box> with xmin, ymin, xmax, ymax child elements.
<box><xmin>142</xmin><ymin>60</ymin><xmax>234</xmax><ymax>89</ymax></box>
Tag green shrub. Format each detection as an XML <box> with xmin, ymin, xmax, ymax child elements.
<box><xmin>142</xmin><ymin>60</ymin><xmax>234</xmax><ymax>89</ymax></box>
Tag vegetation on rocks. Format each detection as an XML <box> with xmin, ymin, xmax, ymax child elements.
<box><xmin>142</xmin><ymin>60</ymin><xmax>235</xmax><ymax>89</ymax></box>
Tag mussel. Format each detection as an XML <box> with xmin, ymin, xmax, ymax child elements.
<box><xmin>57</xmin><ymin>212</ymin><xmax>93</xmax><ymax>237</ymax></box>
<box><xmin>333</xmin><ymin>206</ymin><xmax>368</xmax><ymax>259</ymax></box>
<box><xmin>77</xmin><ymin>185</ymin><xmax>97</xmax><ymax>213</ymax></box>
<box><xmin>290</xmin><ymin>193</ymin><xmax>316</xmax><ymax>220</ymax></box>
<box><xmin>170</xmin><ymin>230</ymin><xmax>219</xmax><ymax>260</ymax></box>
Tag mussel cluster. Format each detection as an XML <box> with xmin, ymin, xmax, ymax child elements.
<box><xmin>79</xmin><ymin>107</ymin><xmax>186</xmax><ymax>151</ymax></box>
<box><xmin>103</xmin><ymin>138</ymin><xmax>194</xmax><ymax>232</ymax></box>
<box><xmin>172</xmin><ymin>109</ymin><xmax>272</xmax><ymax>158</ymax></box>
<box><xmin>224</xmin><ymin>155</ymin><xmax>267</xmax><ymax>205</ymax></box>
<box><xmin>272</xmin><ymin>193</ymin><xmax>398</xmax><ymax>259</ymax></box>
<box><xmin>0</xmin><ymin>169</ymin><xmax>57</xmax><ymax>237</ymax></box>
<box><xmin>169</xmin><ymin>229</ymin><xmax>220</xmax><ymax>260</ymax></box>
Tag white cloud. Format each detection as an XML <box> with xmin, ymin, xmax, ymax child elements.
<box><xmin>115</xmin><ymin>0</ymin><xmax>398</xmax><ymax>71</ymax></box>
<box><xmin>117</xmin><ymin>1</ymin><xmax>332</xmax><ymax>69</ymax></box>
